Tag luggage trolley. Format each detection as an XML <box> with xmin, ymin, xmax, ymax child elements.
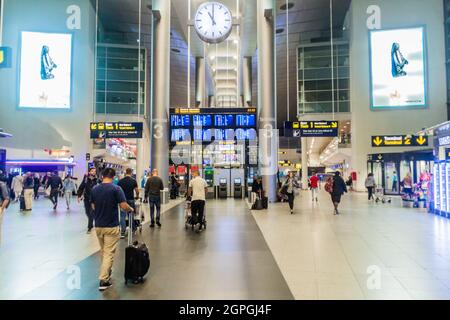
<box><xmin>184</xmin><ymin>196</ymin><xmax>207</xmax><ymax>231</ymax></box>
<box><xmin>374</xmin><ymin>187</ymin><xmax>391</xmax><ymax>203</ymax></box>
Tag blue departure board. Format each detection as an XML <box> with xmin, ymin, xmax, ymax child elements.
<box><xmin>247</xmin><ymin>128</ymin><xmax>257</xmax><ymax>140</ymax></box>
<box><xmin>203</xmin><ymin>129</ymin><xmax>212</xmax><ymax>141</ymax></box>
<box><xmin>213</xmin><ymin>129</ymin><xmax>225</xmax><ymax>140</ymax></box>
<box><xmin>235</xmin><ymin>129</ymin><xmax>246</xmax><ymax>140</ymax></box>
<box><xmin>171</xmin><ymin>129</ymin><xmax>191</xmax><ymax>141</ymax></box>
<box><xmin>193</xmin><ymin>114</ymin><xmax>212</xmax><ymax>127</ymax></box>
<box><xmin>170</xmin><ymin>115</ymin><xmax>190</xmax><ymax>127</ymax></box>
<box><xmin>236</xmin><ymin>114</ymin><xmax>256</xmax><ymax>127</ymax></box>
<box><xmin>225</xmin><ymin>129</ymin><xmax>235</xmax><ymax>141</ymax></box>
<box><xmin>193</xmin><ymin>129</ymin><xmax>202</xmax><ymax>141</ymax></box>
<box><xmin>214</xmin><ymin>115</ymin><xmax>234</xmax><ymax>127</ymax></box>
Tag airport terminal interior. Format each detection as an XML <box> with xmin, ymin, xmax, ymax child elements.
<box><xmin>2</xmin><ymin>0</ymin><xmax>450</xmax><ymax>301</ymax></box>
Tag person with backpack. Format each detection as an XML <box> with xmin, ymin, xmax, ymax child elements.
<box><xmin>280</xmin><ymin>172</ymin><xmax>301</xmax><ymax>214</ymax></box>
<box><xmin>325</xmin><ymin>171</ymin><xmax>347</xmax><ymax>215</ymax></box>
<box><xmin>117</xmin><ymin>168</ymin><xmax>140</xmax><ymax>238</ymax></box>
<box><xmin>365</xmin><ymin>173</ymin><xmax>376</xmax><ymax>201</ymax></box>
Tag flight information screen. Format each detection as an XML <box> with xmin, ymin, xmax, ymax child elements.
<box><xmin>214</xmin><ymin>115</ymin><xmax>234</xmax><ymax>127</ymax></box>
<box><xmin>171</xmin><ymin>129</ymin><xmax>191</xmax><ymax>141</ymax></box>
<box><xmin>236</xmin><ymin>114</ymin><xmax>256</xmax><ymax>127</ymax></box>
<box><xmin>170</xmin><ymin>115</ymin><xmax>191</xmax><ymax>127</ymax></box>
<box><xmin>192</xmin><ymin>114</ymin><xmax>212</xmax><ymax>127</ymax></box>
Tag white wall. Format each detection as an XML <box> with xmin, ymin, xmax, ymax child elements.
<box><xmin>349</xmin><ymin>0</ymin><xmax>447</xmax><ymax>190</ymax></box>
<box><xmin>0</xmin><ymin>0</ymin><xmax>96</xmax><ymax>179</ymax></box>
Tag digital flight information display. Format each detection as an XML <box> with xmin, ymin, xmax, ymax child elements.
<box><xmin>214</xmin><ymin>115</ymin><xmax>234</xmax><ymax>127</ymax></box>
<box><xmin>192</xmin><ymin>114</ymin><xmax>212</xmax><ymax>127</ymax></box>
<box><xmin>236</xmin><ymin>114</ymin><xmax>256</xmax><ymax>127</ymax></box>
<box><xmin>171</xmin><ymin>129</ymin><xmax>191</xmax><ymax>141</ymax></box>
<box><xmin>170</xmin><ymin>115</ymin><xmax>191</xmax><ymax>127</ymax></box>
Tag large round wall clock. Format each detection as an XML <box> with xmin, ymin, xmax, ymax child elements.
<box><xmin>194</xmin><ymin>2</ymin><xmax>233</xmax><ymax>44</ymax></box>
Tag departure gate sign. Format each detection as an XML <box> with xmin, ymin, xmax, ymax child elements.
<box><xmin>371</xmin><ymin>135</ymin><xmax>428</xmax><ymax>147</ymax></box>
<box><xmin>90</xmin><ymin>122</ymin><xmax>143</xmax><ymax>139</ymax></box>
<box><xmin>299</xmin><ymin>121</ymin><xmax>338</xmax><ymax>137</ymax></box>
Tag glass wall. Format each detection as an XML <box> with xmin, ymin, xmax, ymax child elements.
<box><xmin>297</xmin><ymin>42</ymin><xmax>350</xmax><ymax>114</ymax></box>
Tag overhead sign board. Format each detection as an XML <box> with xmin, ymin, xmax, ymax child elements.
<box><xmin>90</xmin><ymin>122</ymin><xmax>143</xmax><ymax>139</ymax></box>
<box><xmin>371</xmin><ymin>135</ymin><xmax>428</xmax><ymax>147</ymax></box>
<box><xmin>285</xmin><ymin>121</ymin><xmax>338</xmax><ymax>137</ymax></box>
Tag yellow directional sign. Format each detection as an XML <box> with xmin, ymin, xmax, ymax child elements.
<box><xmin>416</xmin><ymin>136</ymin><xmax>427</xmax><ymax>146</ymax></box>
<box><xmin>373</xmin><ymin>136</ymin><xmax>383</xmax><ymax>146</ymax></box>
<box><xmin>371</xmin><ymin>135</ymin><xmax>428</xmax><ymax>147</ymax></box>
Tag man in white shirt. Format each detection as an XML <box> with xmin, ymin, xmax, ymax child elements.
<box><xmin>188</xmin><ymin>170</ymin><xmax>208</xmax><ymax>233</ymax></box>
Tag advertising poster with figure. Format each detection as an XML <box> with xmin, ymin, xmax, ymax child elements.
<box><xmin>369</xmin><ymin>27</ymin><xmax>427</xmax><ymax>109</ymax></box>
<box><xmin>19</xmin><ymin>31</ymin><xmax>72</xmax><ymax>109</ymax></box>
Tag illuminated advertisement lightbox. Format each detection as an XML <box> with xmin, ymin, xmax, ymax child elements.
<box><xmin>369</xmin><ymin>27</ymin><xmax>427</xmax><ymax>109</ymax></box>
<box><xmin>19</xmin><ymin>31</ymin><xmax>73</xmax><ymax>109</ymax></box>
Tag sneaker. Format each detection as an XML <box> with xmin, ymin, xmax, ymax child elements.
<box><xmin>120</xmin><ymin>233</ymin><xmax>126</xmax><ymax>239</ymax></box>
<box><xmin>315</xmin><ymin>198</ymin><xmax>318</xmax><ymax>202</ymax></box>
<box><xmin>87</xmin><ymin>229</ymin><xmax>92</xmax><ymax>234</ymax></box>
<box><xmin>156</xmin><ymin>221</ymin><xmax>161</xmax><ymax>227</ymax></box>
<box><xmin>290</xmin><ymin>210</ymin><xmax>293</xmax><ymax>215</ymax></box>
<box><xmin>99</xmin><ymin>280</ymin><xmax>112</xmax><ymax>291</ymax></box>
<box><xmin>150</xmin><ymin>223</ymin><xmax>155</xmax><ymax>228</ymax></box>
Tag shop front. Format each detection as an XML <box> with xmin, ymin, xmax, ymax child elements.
<box><xmin>367</xmin><ymin>150</ymin><xmax>434</xmax><ymax>196</ymax></box>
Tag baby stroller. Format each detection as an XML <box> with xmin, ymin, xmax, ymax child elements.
<box><xmin>184</xmin><ymin>196</ymin><xmax>207</xmax><ymax>231</ymax></box>
<box><xmin>374</xmin><ymin>187</ymin><xmax>391</xmax><ymax>203</ymax></box>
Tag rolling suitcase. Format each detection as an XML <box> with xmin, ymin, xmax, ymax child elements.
<box><xmin>124</xmin><ymin>211</ymin><xmax>150</xmax><ymax>285</ymax></box>
<box><xmin>262</xmin><ymin>196</ymin><xmax>268</xmax><ymax>209</ymax></box>
<box><xmin>19</xmin><ymin>193</ymin><xmax>26</xmax><ymax>211</ymax></box>
<box><xmin>252</xmin><ymin>198</ymin><xmax>264</xmax><ymax>210</ymax></box>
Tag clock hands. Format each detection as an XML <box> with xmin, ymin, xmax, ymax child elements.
<box><xmin>208</xmin><ymin>4</ymin><xmax>216</xmax><ymax>25</ymax></box>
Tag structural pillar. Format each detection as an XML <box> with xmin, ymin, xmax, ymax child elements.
<box><xmin>150</xmin><ymin>0</ymin><xmax>170</xmax><ymax>185</ymax></box>
<box><xmin>243</xmin><ymin>57</ymin><xmax>252</xmax><ymax>107</ymax></box>
<box><xmin>195</xmin><ymin>57</ymin><xmax>206</xmax><ymax>107</ymax></box>
<box><xmin>257</xmin><ymin>0</ymin><xmax>277</xmax><ymax>203</ymax></box>
<box><xmin>301</xmin><ymin>137</ymin><xmax>308</xmax><ymax>189</ymax></box>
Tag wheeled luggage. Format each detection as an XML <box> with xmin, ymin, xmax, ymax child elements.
<box><xmin>252</xmin><ymin>198</ymin><xmax>264</xmax><ymax>210</ymax></box>
<box><xmin>262</xmin><ymin>196</ymin><xmax>268</xmax><ymax>209</ymax></box>
<box><xmin>19</xmin><ymin>193</ymin><xmax>25</xmax><ymax>211</ymax></box>
<box><xmin>124</xmin><ymin>211</ymin><xmax>150</xmax><ymax>285</ymax></box>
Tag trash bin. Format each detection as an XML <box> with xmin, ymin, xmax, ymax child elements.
<box><xmin>161</xmin><ymin>188</ymin><xmax>169</xmax><ymax>205</ymax></box>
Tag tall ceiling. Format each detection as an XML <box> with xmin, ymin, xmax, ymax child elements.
<box><xmin>96</xmin><ymin>0</ymin><xmax>351</xmax><ymax>125</ymax></box>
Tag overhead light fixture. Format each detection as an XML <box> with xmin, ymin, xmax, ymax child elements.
<box><xmin>233</xmin><ymin>39</ymin><xmax>238</xmax><ymax>44</ymax></box>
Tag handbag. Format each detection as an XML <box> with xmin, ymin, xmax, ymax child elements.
<box><xmin>45</xmin><ymin>186</ymin><xmax>51</xmax><ymax>197</ymax></box>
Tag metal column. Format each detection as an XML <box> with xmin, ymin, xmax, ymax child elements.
<box><xmin>195</xmin><ymin>57</ymin><xmax>206</xmax><ymax>108</ymax></box>
<box><xmin>257</xmin><ymin>0</ymin><xmax>277</xmax><ymax>203</ymax></box>
<box><xmin>150</xmin><ymin>0</ymin><xmax>170</xmax><ymax>185</ymax></box>
<box><xmin>243</xmin><ymin>56</ymin><xmax>252</xmax><ymax>107</ymax></box>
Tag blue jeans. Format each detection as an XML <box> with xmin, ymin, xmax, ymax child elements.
<box><xmin>120</xmin><ymin>200</ymin><xmax>136</xmax><ymax>234</ymax></box>
<box><xmin>149</xmin><ymin>195</ymin><xmax>161</xmax><ymax>223</ymax></box>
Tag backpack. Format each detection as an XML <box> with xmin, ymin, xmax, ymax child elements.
<box><xmin>325</xmin><ymin>178</ymin><xmax>334</xmax><ymax>193</ymax></box>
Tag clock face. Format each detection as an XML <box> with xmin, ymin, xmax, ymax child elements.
<box><xmin>194</xmin><ymin>2</ymin><xmax>233</xmax><ymax>44</ymax></box>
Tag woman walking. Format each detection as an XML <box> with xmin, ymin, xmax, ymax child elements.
<box><xmin>365</xmin><ymin>173</ymin><xmax>376</xmax><ymax>201</ymax></box>
<box><xmin>63</xmin><ymin>175</ymin><xmax>77</xmax><ymax>210</ymax></box>
<box><xmin>326</xmin><ymin>172</ymin><xmax>347</xmax><ymax>215</ymax></box>
<box><xmin>281</xmin><ymin>172</ymin><xmax>300</xmax><ymax>214</ymax></box>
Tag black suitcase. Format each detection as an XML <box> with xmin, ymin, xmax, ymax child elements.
<box><xmin>262</xmin><ymin>197</ymin><xmax>268</xmax><ymax>209</ymax></box>
<box><xmin>252</xmin><ymin>198</ymin><xmax>264</xmax><ymax>210</ymax></box>
<box><xmin>125</xmin><ymin>211</ymin><xmax>150</xmax><ymax>284</ymax></box>
<box><xmin>19</xmin><ymin>194</ymin><xmax>26</xmax><ymax>211</ymax></box>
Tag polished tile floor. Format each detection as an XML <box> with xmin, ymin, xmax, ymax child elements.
<box><xmin>0</xmin><ymin>196</ymin><xmax>292</xmax><ymax>300</ymax></box>
<box><xmin>251</xmin><ymin>190</ymin><xmax>450</xmax><ymax>300</ymax></box>
<box><xmin>2</xmin><ymin>190</ymin><xmax>450</xmax><ymax>300</ymax></box>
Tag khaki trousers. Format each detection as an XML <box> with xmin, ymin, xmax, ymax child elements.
<box><xmin>24</xmin><ymin>189</ymin><xmax>33</xmax><ymax>210</ymax></box>
<box><xmin>96</xmin><ymin>226</ymin><xmax>120</xmax><ymax>281</ymax></box>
